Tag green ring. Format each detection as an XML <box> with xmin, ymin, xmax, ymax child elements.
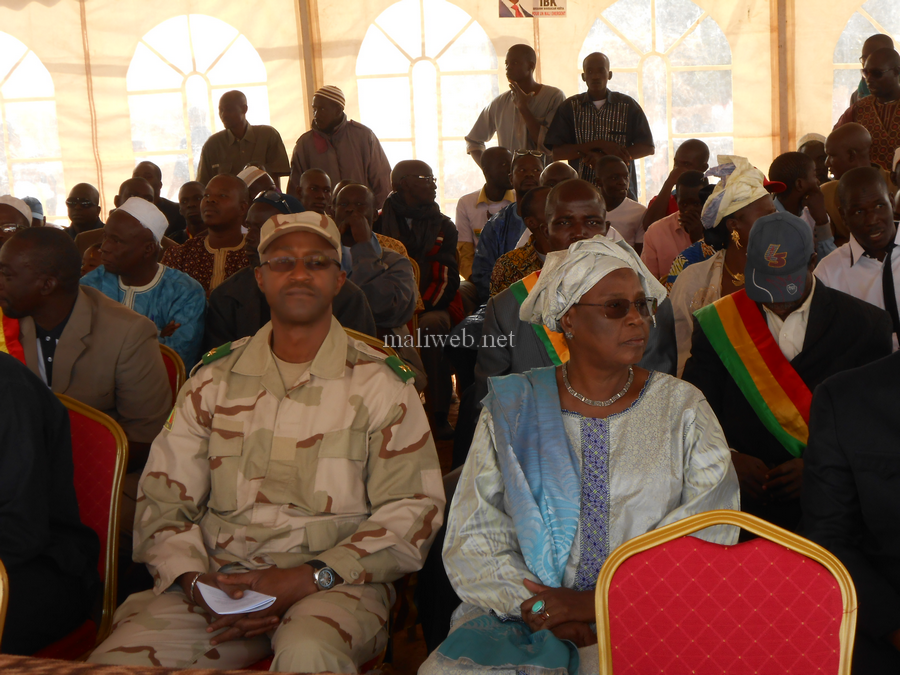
<box><xmin>531</xmin><ymin>600</ymin><xmax>545</xmax><ymax>614</ymax></box>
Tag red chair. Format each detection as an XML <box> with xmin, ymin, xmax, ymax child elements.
<box><xmin>159</xmin><ymin>344</ymin><xmax>186</xmax><ymax>404</ymax></box>
<box><xmin>594</xmin><ymin>509</ymin><xmax>857</xmax><ymax>675</ymax></box>
<box><xmin>33</xmin><ymin>395</ymin><xmax>128</xmax><ymax>660</ymax></box>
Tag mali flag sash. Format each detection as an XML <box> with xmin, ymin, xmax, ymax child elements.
<box><xmin>694</xmin><ymin>289</ymin><xmax>811</xmax><ymax>458</ymax></box>
<box><xmin>0</xmin><ymin>310</ymin><xmax>25</xmax><ymax>365</ymax></box>
<box><xmin>509</xmin><ymin>271</ymin><xmax>569</xmax><ymax>366</ymax></box>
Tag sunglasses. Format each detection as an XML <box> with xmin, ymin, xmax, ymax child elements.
<box><xmin>66</xmin><ymin>198</ymin><xmax>97</xmax><ymax>208</ymax></box>
<box><xmin>514</xmin><ymin>150</ymin><xmax>543</xmax><ymax>157</ymax></box>
<box><xmin>1</xmin><ymin>223</ymin><xmax>28</xmax><ymax>234</ymax></box>
<box><xmin>403</xmin><ymin>175</ymin><xmax>436</xmax><ymax>184</ymax></box>
<box><xmin>260</xmin><ymin>254</ymin><xmax>341</xmax><ymax>274</ymax></box>
<box><xmin>258</xmin><ymin>190</ymin><xmax>290</xmax><ymax>212</ymax></box>
<box><xmin>861</xmin><ymin>67</ymin><xmax>897</xmax><ymax>78</ymax></box>
<box><xmin>575</xmin><ymin>297</ymin><xmax>658</xmax><ymax>319</ymax></box>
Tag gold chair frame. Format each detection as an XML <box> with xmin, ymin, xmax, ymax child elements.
<box><xmin>0</xmin><ymin>557</ymin><xmax>8</xmax><ymax>652</ymax></box>
<box><xmin>159</xmin><ymin>343</ymin><xmax>186</xmax><ymax>397</ymax></box>
<box><xmin>594</xmin><ymin>509</ymin><xmax>858</xmax><ymax>675</ymax></box>
<box><xmin>56</xmin><ymin>394</ymin><xmax>129</xmax><ymax>648</ymax></box>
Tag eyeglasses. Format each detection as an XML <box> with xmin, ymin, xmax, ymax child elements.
<box><xmin>861</xmin><ymin>67</ymin><xmax>896</xmax><ymax>78</ymax></box>
<box><xmin>66</xmin><ymin>198</ymin><xmax>97</xmax><ymax>208</ymax></box>
<box><xmin>575</xmin><ymin>297</ymin><xmax>658</xmax><ymax>319</ymax></box>
<box><xmin>1</xmin><ymin>223</ymin><xmax>27</xmax><ymax>234</ymax></box>
<box><xmin>260</xmin><ymin>254</ymin><xmax>341</xmax><ymax>274</ymax></box>
<box><xmin>257</xmin><ymin>190</ymin><xmax>290</xmax><ymax>212</ymax></box>
<box><xmin>402</xmin><ymin>175</ymin><xmax>436</xmax><ymax>184</ymax></box>
<box><xmin>514</xmin><ymin>150</ymin><xmax>543</xmax><ymax>157</ymax></box>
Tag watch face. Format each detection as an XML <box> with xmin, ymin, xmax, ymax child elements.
<box><xmin>316</xmin><ymin>567</ymin><xmax>336</xmax><ymax>589</ymax></box>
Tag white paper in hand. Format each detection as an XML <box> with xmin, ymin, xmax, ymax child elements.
<box><xmin>197</xmin><ymin>582</ymin><xmax>276</xmax><ymax>615</ymax></box>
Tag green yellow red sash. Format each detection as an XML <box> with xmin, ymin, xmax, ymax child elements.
<box><xmin>509</xmin><ymin>271</ymin><xmax>570</xmax><ymax>366</ymax></box>
<box><xmin>0</xmin><ymin>310</ymin><xmax>25</xmax><ymax>365</ymax></box>
<box><xmin>694</xmin><ymin>289</ymin><xmax>811</xmax><ymax>458</ymax></box>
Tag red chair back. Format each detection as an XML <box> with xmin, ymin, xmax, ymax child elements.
<box><xmin>595</xmin><ymin>510</ymin><xmax>857</xmax><ymax>675</ymax></box>
<box><xmin>159</xmin><ymin>344</ymin><xmax>185</xmax><ymax>405</ymax></box>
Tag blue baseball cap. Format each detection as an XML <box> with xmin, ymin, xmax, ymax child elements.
<box><xmin>745</xmin><ymin>212</ymin><xmax>814</xmax><ymax>303</ymax></box>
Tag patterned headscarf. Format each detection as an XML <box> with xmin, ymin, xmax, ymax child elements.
<box><xmin>700</xmin><ymin>155</ymin><xmax>772</xmax><ymax>230</ymax></box>
<box><xmin>519</xmin><ymin>235</ymin><xmax>667</xmax><ymax>332</ymax></box>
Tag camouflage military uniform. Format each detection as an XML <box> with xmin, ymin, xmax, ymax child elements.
<box><xmin>89</xmin><ymin>317</ymin><xmax>445</xmax><ymax>672</ymax></box>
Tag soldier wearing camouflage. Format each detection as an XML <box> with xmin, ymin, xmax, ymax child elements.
<box><xmin>89</xmin><ymin>211</ymin><xmax>445</xmax><ymax>673</ymax></box>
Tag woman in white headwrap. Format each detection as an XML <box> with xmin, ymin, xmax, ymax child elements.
<box><xmin>669</xmin><ymin>156</ymin><xmax>780</xmax><ymax>376</ymax></box>
<box><xmin>421</xmin><ymin>236</ymin><xmax>739</xmax><ymax>675</ymax></box>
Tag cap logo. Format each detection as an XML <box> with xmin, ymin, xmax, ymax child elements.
<box><xmin>786</xmin><ymin>283</ymin><xmax>798</xmax><ymax>295</ymax></box>
<box><xmin>764</xmin><ymin>243</ymin><xmax>787</xmax><ymax>268</ymax></box>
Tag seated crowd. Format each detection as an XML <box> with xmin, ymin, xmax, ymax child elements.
<box><xmin>1</xmin><ymin>34</ymin><xmax>900</xmax><ymax>675</ymax></box>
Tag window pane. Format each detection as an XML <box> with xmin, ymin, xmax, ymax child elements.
<box><xmin>423</xmin><ymin>0</ymin><xmax>471</xmax><ymax>58</ymax></box>
<box><xmin>1</xmin><ymin>52</ymin><xmax>54</xmax><ymax>99</ymax></box>
<box><xmin>861</xmin><ymin>0</ymin><xmax>900</xmax><ymax>41</ymax></box>
<box><xmin>602</xmin><ymin>0</ymin><xmax>652</xmax><ymax>54</ymax></box>
<box><xmin>832</xmin><ymin>12</ymin><xmax>876</xmax><ymax>64</ymax></box>
<box><xmin>206</xmin><ymin>35</ymin><xmax>267</xmax><ymax>85</ymax></box>
<box><xmin>0</xmin><ymin>141</ymin><xmax>8</xmax><ymax>195</ymax></box>
<box><xmin>375</xmin><ymin>0</ymin><xmax>423</xmax><ymax>60</ymax></box>
<box><xmin>668</xmin><ymin>16</ymin><xmax>731</xmax><ymax>66</ymax></box>
<box><xmin>129</xmin><ymin>92</ymin><xmax>185</xmax><ymax>153</ymax></box>
<box><xmin>190</xmin><ymin>14</ymin><xmax>240</xmax><ymax>74</ymax></box>
<box><xmin>437</xmin><ymin>23</ymin><xmax>498</xmax><ymax>72</ymax></box>
<box><xmin>580</xmin><ymin>19</ymin><xmax>641</xmax><ymax>69</ymax></box>
<box><xmin>359</xmin><ymin>77</ymin><xmax>412</xmax><ymax>139</ymax></box>
<box><xmin>641</xmin><ymin>55</ymin><xmax>669</xmax><ymax>200</ymax></box>
<box><xmin>655</xmin><ymin>0</ymin><xmax>703</xmax><ymax>54</ymax></box>
<box><xmin>0</xmin><ymin>32</ymin><xmax>28</xmax><ymax>84</ymax></box>
<box><xmin>12</xmin><ymin>161</ymin><xmax>65</xmax><ymax>218</ymax></box>
<box><xmin>380</xmin><ymin>141</ymin><xmax>414</xmax><ymax>174</ymax></box>
<box><xmin>413</xmin><ymin>61</ymin><xmax>439</xmax><ymax>170</ymax></box>
<box><xmin>143</xmin><ymin>16</ymin><xmax>192</xmax><ymax>75</ymax></box>
<box><xmin>357</xmin><ymin>26</ymin><xmax>412</xmax><ymax>76</ymax></box>
<box><xmin>441</xmin><ymin>139</ymin><xmax>481</xmax><ymax>203</ymax></box>
<box><xmin>671</xmin><ymin>70</ymin><xmax>733</xmax><ymax>134</ymax></box>
<box><xmin>135</xmin><ymin>154</ymin><xmax>192</xmax><ymax>201</ymax></box>
<box><xmin>127</xmin><ymin>43</ymin><xmax>184</xmax><ymax>92</ymax></box>
<box><xmin>186</xmin><ymin>75</ymin><xmax>213</xmax><ymax>160</ymax></box>
<box><xmin>833</xmin><ymin>69</ymin><xmax>860</xmax><ymax>124</ymax></box>
<box><xmin>4</xmin><ymin>101</ymin><xmax>61</xmax><ymax>158</ymax></box>
<box><xmin>441</xmin><ymin>74</ymin><xmax>497</xmax><ymax>136</ymax></box>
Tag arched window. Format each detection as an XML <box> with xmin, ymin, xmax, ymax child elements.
<box><xmin>580</xmin><ymin>0</ymin><xmax>733</xmax><ymax>200</ymax></box>
<box><xmin>127</xmin><ymin>14</ymin><xmax>270</xmax><ymax>199</ymax></box>
<box><xmin>356</xmin><ymin>0</ymin><xmax>499</xmax><ymax>215</ymax></box>
<box><xmin>0</xmin><ymin>32</ymin><xmax>65</xmax><ymax>223</ymax></box>
<box><xmin>832</xmin><ymin>5</ymin><xmax>899</xmax><ymax>124</ymax></box>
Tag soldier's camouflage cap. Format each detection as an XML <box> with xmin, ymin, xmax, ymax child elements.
<box><xmin>258</xmin><ymin>211</ymin><xmax>342</xmax><ymax>262</ymax></box>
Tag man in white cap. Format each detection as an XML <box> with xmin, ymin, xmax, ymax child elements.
<box><xmin>288</xmin><ymin>85</ymin><xmax>392</xmax><ymax>209</ymax></box>
<box><xmin>81</xmin><ymin>197</ymin><xmax>207</xmax><ymax>368</ymax></box>
<box><xmin>88</xmin><ymin>210</ymin><xmax>444</xmax><ymax>674</ymax></box>
<box><xmin>0</xmin><ymin>195</ymin><xmax>33</xmax><ymax>247</ymax></box>
<box><xmin>196</xmin><ymin>90</ymin><xmax>290</xmax><ymax>186</ymax></box>
<box><xmin>237</xmin><ymin>165</ymin><xmax>277</xmax><ymax>201</ymax></box>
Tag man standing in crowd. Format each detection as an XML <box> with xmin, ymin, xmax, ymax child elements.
<box><xmin>64</xmin><ymin>183</ymin><xmax>103</xmax><ymax>240</ymax></box>
<box><xmin>172</xmin><ymin>181</ymin><xmax>207</xmax><ymax>244</ymax></box>
<box><xmin>684</xmin><ymin>212</ymin><xmax>892</xmax><ymax>531</ymax></box>
<box><xmin>455</xmin><ymin>147</ymin><xmax>515</xmax><ymax>281</ymax></box>
<box><xmin>850</xmin><ymin>34</ymin><xmax>894</xmax><ymax>105</ymax></box>
<box><xmin>295</xmin><ymin>168</ymin><xmax>333</xmax><ymax>215</ymax></box>
<box><xmin>89</xmin><ymin>211</ymin><xmax>444</xmax><ymax>673</ymax></box>
<box><xmin>81</xmin><ymin>197</ymin><xmax>206</xmax><ymax>368</ymax></box>
<box><xmin>642</xmin><ymin>170</ymin><xmax>706</xmax><ymax>280</ymax></box>
<box><xmin>641</xmin><ymin>139</ymin><xmax>710</xmax><ymax>230</ymax></box>
<box><xmin>133</xmin><ymin>160</ymin><xmax>187</xmax><ymax>237</ymax></box>
<box><xmin>0</xmin><ymin>227</ymin><xmax>171</xmax><ymax>472</ymax></box>
<box><xmin>821</xmin><ymin>123</ymin><xmax>896</xmax><ymax>246</ymax></box>
<box><xmin>802</xmin><ymin>349</ymin><xmax>900</xmax><ymax>673</ymax></box>
<box><xmin>375</xmin><ymin>160</ymin><xmax>459</xmax><ymax>439</ymax></box>
<box><xmin>205</xmin><ymin>193</ymin><xmax>376</xmax><ymax>351</ymax></box>
<box><xmin>289</xmin><ymin>85</ymin><xmax>392</xmax><ymax>209</ymax></box>
<box><xmin>196</xmin><ymin>90</ymin><xmax>290</xmax><ymax>185</ymax></box>
<box><xmin>469</xmin><ymin>152</ymin><xmax>542</xmax><ymax>303</ymax></box>
<box><xmin>769</xmin><ymin>151</ymin><xmax>836</xmax><ymax>258</ymax></box>
<box><xmin>545</xmin><ymin>52</ymin><xmax>654</xmax><ymax>199</ymax></box>
<box><xmin>836</xmin><ymin>47</ymin><xmax>900</xmax><ymax>173</ymax></box>
<box><xmin>162</xmin><ymin>175</ymin><xmax>250</xmax><ymax>295</ymax></box>
<box><xmin>816</xmin><ymin>167</ymin><xmax>900</xmax><ymax>350</ymax></box>
<box><xmin>465</xmin><ymin>44</ymin><xmax>565</xmax><ymax>166</ymax></box>
<box><xmin>596</xmin><ymin>155</ymin><xmax>644</xmax><ymax>247</ymax></box>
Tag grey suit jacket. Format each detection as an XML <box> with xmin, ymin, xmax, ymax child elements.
<box><xmin>20</xmin><ymin>286</ymin><xmax>172</xmax><ymax>444</ymax></box>
<box><xmin>474</xmin><ymin>290</ymin><xmax>677</xmax><ymax>406</ymax></box>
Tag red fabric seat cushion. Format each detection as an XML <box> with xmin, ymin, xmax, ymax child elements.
<box><xmin>607</xmin><ymin>537</ymin><xmax>843</xmax><ymax>674</ymax></box>
<box><xmin>32</xmin><ymin>620</ymin><xmax>97</xmax><ymax>660</ymax></box>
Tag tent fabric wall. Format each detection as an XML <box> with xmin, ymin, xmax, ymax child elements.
<box><xmin>0</xmin><ymin>0</ymin><xmax>879</xmax><ymax>223</ymax></box>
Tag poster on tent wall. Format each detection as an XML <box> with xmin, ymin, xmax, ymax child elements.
<box><xmin>498</xmin><ymin>0</ymin><xmax>566</xmax><ymax>18</ymax></box>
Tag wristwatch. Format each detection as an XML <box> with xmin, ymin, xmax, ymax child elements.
<box><xmin>307</xmin><ymin>559</ymin><xmax>340</xmax><ymax>590</ymax></box>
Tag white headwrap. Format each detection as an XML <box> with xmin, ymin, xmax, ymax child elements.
<box><xmin>700</xmin><ymin>155</ymin><xmax>772</xmax><ymax>230</ymax></box>
<box><xmin>519</xmin><ymin>235</ymin><xmax>668</xmax><ymax>332</ymax></box>
<box><xmin>237</xmin><ymin>166</ymin><xmax>268</xmax><ymax>187</ymax></box>
<box><xmin>798</xmin><ymin>132</ymin><xmax>826</xmax><ymax>147</ymax></box>
<box><xmin>116</xmin><ymin>197</ymin><xmax>168</xmax><ymax>243</ymax></box>
<box><xmin>0</xmin><ymin>195</ymin><xmax>32</xmax><ymax>226</ymax></box>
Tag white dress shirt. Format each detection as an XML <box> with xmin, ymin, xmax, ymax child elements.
<box><xmin>607</xmin><ymin>197</ymin><xmax>647</xmax><ymax>246</ymax></box>
<box><xmin>815</xmin><ymin>227</ymin><xmax>900</xmax><ymax>350</ymax></box>
<box><xmin>761</xmin><ymin>277</ymin><xmax>816</xmax><ymax>362</ymax></box>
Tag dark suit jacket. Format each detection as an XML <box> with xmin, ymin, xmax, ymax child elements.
<box><xmin>158</xmin><ymin>197</ymin><xmax>187</xmax><ymax>237</ymax></box>
<box><xmin>499</xmin><ymin>0</ymin><xmax>533</xmax><ymax>16</ymax></box>
<box><xmin>802</xmin><ymin>352</ymin><xmax>900</xmax><ymax>673</ymax></box>
<box><xmin>682</xmin><ymin>284</ymin><xmax>892</xmax><ymax>529</ymax></box>
<box><xmin>204</xmin><ymin>266</ymin><xmax>377</xmax><ymax>352</ymax></box>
